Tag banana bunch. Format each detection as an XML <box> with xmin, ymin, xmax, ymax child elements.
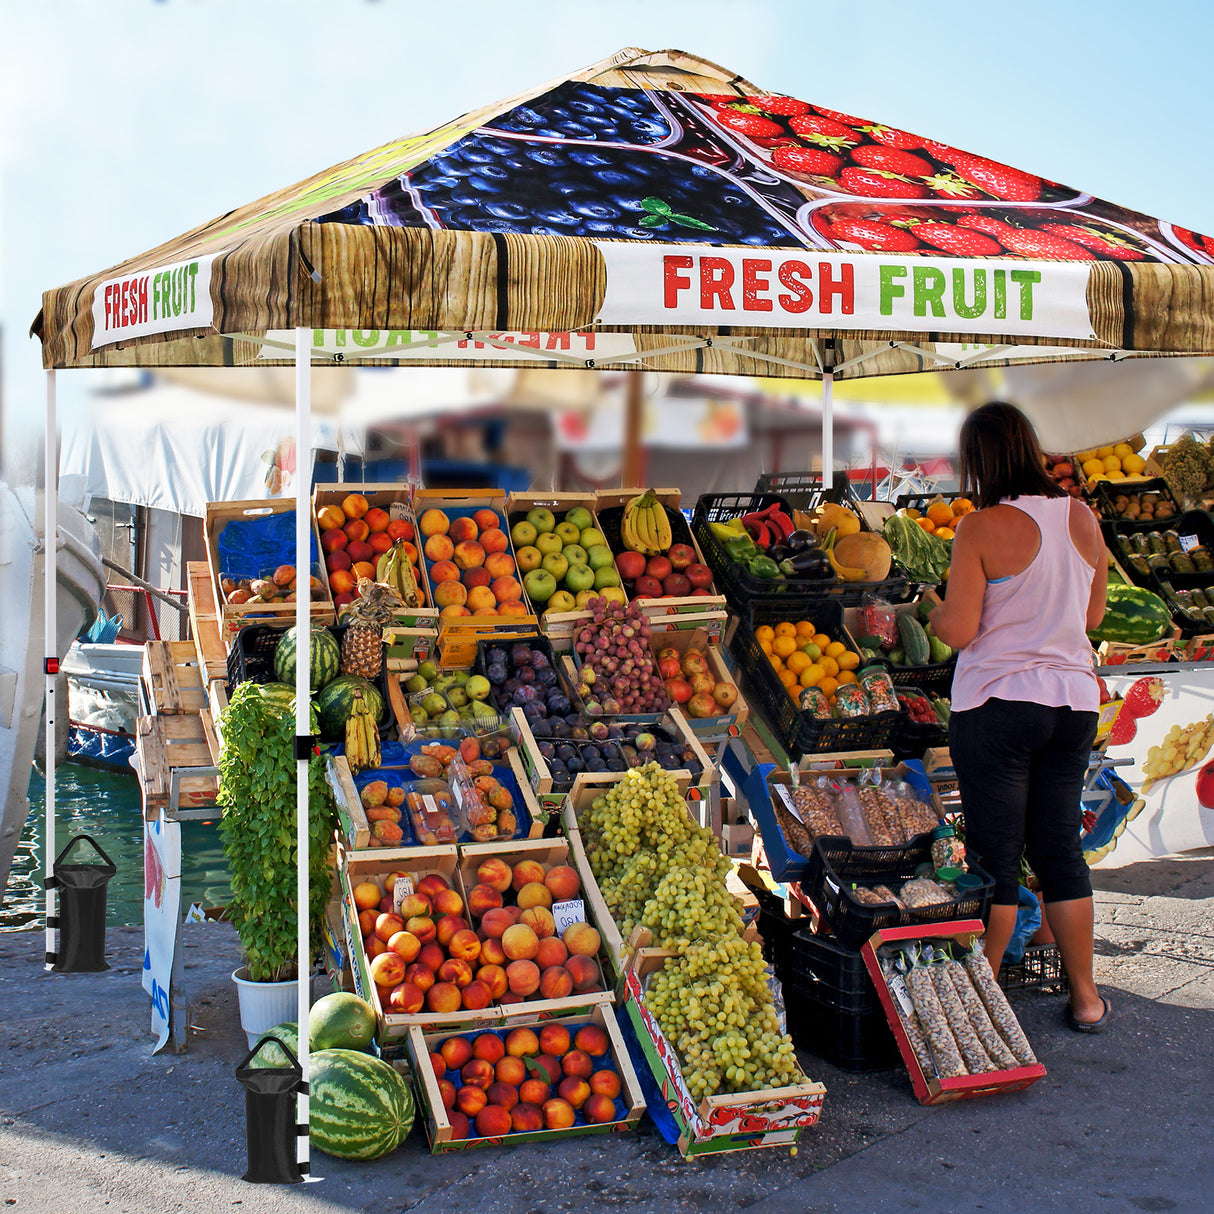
<box><xmin>374</xmin><ymin>541</ymin><xmax>422</xmax><ymax>608</ymax></box>
<box><xmin>344</xmin><ymin>688</ymin><xmax>381</xmax><ymax>774</ymax></box>
<box><xmin>621</xmin><ymin>490</ymin><xmax>673</xmax><ymax>556</ymax></box>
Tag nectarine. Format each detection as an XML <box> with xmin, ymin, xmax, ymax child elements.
<box><xmin>544</xmin><ymin>865</ymin><xmax>581</xmax><ymax>901</ymax></box>
<box><xmin>448</xmin><ymin>1110</ymin><xmax>472</xmax><ymax>1140</ymax></box>
<box><xmin>563</xmin><ymin>922</ymin><xmax>601</xmax><ymax>957</ymax></box>
<box><xmin>387</xmin><ymin>980</ymin><xmax>424</xmax><ymax>1013</ymax></box>
<box><xmin>387</xmin><ymin>931</ymin><xmax>422</xmax><ymax>964</ymax></box>
<box><xmin>448</xmin><ymin>929</ymin><xmax>482</xmax><ymax>964</ymax></box>
<box><xmin>455</xmin><ymin>1086</ymin><xmax>486</xmax><ymax>1118</ymax></box>
<box><xmin>505</xmin><ymin>1027</ymin><xmax>540</xmax><ymax>1057</ymax></box>
<box><xmin>511</xmin><ymin>1102</ymin><xmax>544</xmax><ymax>1133</ymax></box>
<box><xmin>374</xmin><ymin>912</ymin><xmax>405</xmax><ymax>942</ymax></box>
<box><xmin>479</xmin><ymin>907</ymin><xmax>514</xmax><ymax>939</ymax></box>
<box><xmin>512</xmin><ymin>860</ymin><xmax>546</xmax><ymax>892</ymax></box>
<box><xmin>495</xmin><ymin>1055</ymin><xmax>527</xmax><ymax>1086</ymax></box>
<box><xmin>438</xmin><ymin>1078</ymin><xmax>457</xmax><ymax>1109</ymax></box>
<box><xmin>516</xmin><ymin>882</ymin><xmax>553</xmax><ymax>911</ymax></box>
<box><xmin>534</xmin><ymin>937</ymin><xmax>568</xmax><ymax>970</ymax></box>
<box><xmin>506</xmin><ymin>959</ymin><xmax>541</xmax><ymax>997</ymax></box>
<box><xmin>439</xmin><ymin>1036</ymin><xmax>473</xmax><ymax>1071</ymax></box>
<box><xmin>476</xmin><ymin>858</ymin><xmax>513</xmax><ymax>893</ymax></box>
<box><xmin>562</xmin><ymin>1049</ymin><xmax>594</xmax><ymax>1080</ymax></box>
<box><xmin>369</xmin><ymin>951</ymin><xmax>406</xmax><ymax>988</ymax></box>
<box><xmin>485</xmin><ymin>1082</ymin><xmax>519</xmax><ymax>1112</ymax></box>
<box><xmin>418</xmin><ymin>508</ymin><xmax>449</xmax><ymax>537</ymax></box>
<box><xmin>519</xmin><ymin>1079</ymin><xmax>550</xmax><ymax>1107</ymax></box>
<box><xmin>473</xmin><ymin>509</ymin><xmax>501</xmax><ymax>531</ymax></box>
<box><xmin>537</xmin><ymin>1024</ymin><xmax>570</xmax><ymax>1057</ymax></box>
<box><xmin>583</xmin><ymin>1093</ymin><xmax>617</xmax><ymax>1125</ymax></box>
<box><xmin>574</xmin><ymin>1024</ymin><xmax>609</xmax><ymax>1057</ymax></box>
<box><xmin>539</xmin><ymin>965</ymin><xmax>574</xmax><ymax>1000</ymax></box>
<box><xmin>474</xmin><ymin>1105</ymin><xmax>514</xmax><ymax>1139</ymax></box>
<box><xmin>476</xmin><ymin>963</ymin><xmax>509</xmax><ymax>1000</ymax></box>
<box><xmin>405</xmin><ymin>963</ymin><xmax>435</xmax><ymax>993</ymax></box>
<box><xmin>479</xmin><ymin>937</ymin><xmax>508</xmax><ymax>967</ymax></box>
<box><xmin>438</xmin><ymin>958</ymin><xmax>474</xmax><ymax>989</ymax></box>
<box><xmin>461</xmin><ymin>1058</ymin><xmax>496</xmax><ymax>1090</ymax></box>
<box><xmin>557</xmin><ymin>1076</ymin><xmax>591</xmax><ymax>1110</ymax></box>
<box><xmin>472</xmin><ymin>1033</ymin><xmax>506</xmax><ymax>1064</ymax></box>
<box><xmin>542</xmin><ymin>1097</ymin><xmax>576</xmax><ymax>1130</ymax></box>
<box><xmin>436</xmin><ymin>913</ymin><xmax>469</xmax><ymax>948</ymax></box>
<box><xmin>460</xmin><ymin>979</ymin><xmax>492</xmax><ymax>1010</ymax></box>
<box><xmin>589</xmin><ymin>1070</ymin><xmax>621</xmax><ymax>1100</ymax></box>
<box><xmin>501</xmin><ymin>924</ymin><xmax>539</xmax><ymax>961</ymax></box>
<box><xmin>426</xmin><ymin>981</ymin><xmax>462</xmax><ymax>1013</ymax></box>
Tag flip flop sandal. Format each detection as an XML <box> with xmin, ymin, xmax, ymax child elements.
<box><xmin>1066</xmin><ymin>996</ymin><xmax>1111</xmax><ymax>1033</ymax></box>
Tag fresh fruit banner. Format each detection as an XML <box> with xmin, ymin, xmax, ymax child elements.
<box><xmin>1088</xmin><ymin>671</ymin><xmax>1214</xmax><ymax>867</ymax></box>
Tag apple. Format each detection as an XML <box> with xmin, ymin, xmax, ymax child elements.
<box><xmin>586</xmin><ymin>545</ymin><xmax>615</xmax><ymax>571</ymax></box>
<box><xmin>645</xmin><ymin>555</ymin><xmax>672</xmax><ymax>581</ymax></box>
<box><xmin>541</xmin><ymin>551</ymin><xmax>569</xmax><ymax>581</ymax></box>
<box><xmin>667</xmin><ymin>543</ymin><xmax>696</xmax><ymax>571</ymax></box>
<box><xmin>593</xmin><ymin>566</ymin><xmax>621</xmax><ymax>590</ymax></box>
<box><xmin>662</xmin><ymin>573</ymin><xmax>692</xmax><ymax>597</ymax></box>
<box><xmin>547</xmin><ymin>590</ymin><xmax>577</xmax><ymax>614</ymax></box>
<box><xmin>615</xmin><ymin>551</ymin><xmax>646</xmax><ymax>581</ymax></box>
<box><xmin>510</xmin><ymin>519</ymin><xmax>538</xmax><ymax>548</ymax></box>
<box><xmin>515</xmin><ymin>544</ymin><xmax>543</xmax><ymax>573</ymax></box>
<box><xmin>526</xmin><ymin>507</ymin><xmax>556</xmax><ymax>534</ymax></box>
<box><xmin>633</xmin><ymin>575</ymin><xmax>663</xmax><ymax>599</ymax></box>
<box><xmin>523</xmin><ymin>569</ymin><xmax>557</xmax><ymax>603</ymax></box>
<box><xmin>685</xmin><ymin>563</ymin><xmax>714</xmax><ymax>590</ymax></box>
<box><xmin>555</xmin><ymin>520</ymin><xmax>581</xmax><ymax>545</ymax></box>
<box><xmin>579</xmin><ymin>528</ymin><xmax>607</xmax><ymax>550</ymax></box>
<box><xmin>561</xmin><ymin>543</ymin><xmax>588</xmax><ymax>567</ymax></box>
<box><xmin>565</xmin><ymin>564</ymin><xmax>596</xmax><ymax>593</ymax></box>
<box><xmin>565</xmin><ymin>506</ymin><xmax>594</xmax><ymax>532</ymax></box>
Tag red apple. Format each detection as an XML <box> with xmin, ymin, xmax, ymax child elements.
<box><xmin>666</xmin><ymin>543</ymin><xmax>695</xmax><ymax>571</ymax></box>
<box><xmin>662</xmin><ymin>573</ymin><xmax>691</xmax><ymax>598</ymax></box>
<box><xmin>645</xmin><ymin>555</ymin><xmax>672</xmax><ymax>581</ymax></box>
<box><xmin>633</xmin><ymin>575</ymin><xmax>664</xmax><ymax>599</ymax></box>
<box><xmin>615</xmin><ymin>551</ymin><xmax>646</xmax><ymax>581</ymax></box>
<box><xmin>685</xmin><ymin>563</ymin><xmax>714</xmax><ymax>589</ymax></box>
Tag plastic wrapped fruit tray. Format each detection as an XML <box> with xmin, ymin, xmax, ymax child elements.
<box><xmin>728</xmin><ymin>600</ymin><xmax>902</xmax><ymax>759</ymax></box>
<box><xmin>801</xmin><ymin>835</ymin><xmax>994</xmax><ymax>951</ymax></box>
<box><xmin>693</xmin><ymin>492</ymin><xmax>909</xmax><ymax>611</ymax></box>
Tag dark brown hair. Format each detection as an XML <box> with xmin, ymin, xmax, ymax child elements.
<box><xmin>958</xmin><ymin>401</ymin><xmax>1065</xmax><ymax>510</ymax></box>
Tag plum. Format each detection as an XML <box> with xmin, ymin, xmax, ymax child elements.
<box><xmin>487</xmin><ymin>663</ymin><xmax>509</xmax><ymax>686</ymax></box>
<box><xmin>535</xmin><ymin>668</ymin><xmax>557</xmax><ymax>688</ymax></box>
<box><xmin>517</xmin><ymin>666</ymin><xmax>536</xmax><ymax>684</ymax></box>
<box><xmin>531</xmin><ymin>652</ymin><xmax>551</xmax><ymax>671</ymax></box>
<box><xmin>511</xmin><ymin>643</ymin><xmax>535</xmax><ymax>668</ymax></box>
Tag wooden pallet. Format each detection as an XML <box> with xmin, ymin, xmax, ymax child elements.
<box><xmin>135</xmin><ymin>714</ymin><xmax>220</xmax><ymax>814</ymax></box>
<box><xmin>141</xmin><ymin>641</ymin><xmax>208</xmax><ymax>714</ymax></box>
<box><xmin>186</xmin><ymin>561</ymin><xmax>227</xmax><ymax>682</ymax></box>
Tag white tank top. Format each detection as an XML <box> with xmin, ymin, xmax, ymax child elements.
<box><xmin>951</xmin><ymin>496</ymin><xmax>1099</xmax><ymax>713</ymax></box>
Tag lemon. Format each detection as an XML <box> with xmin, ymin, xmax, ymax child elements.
<box><xmin>1102</xmin><ymin>454</ymin><xmax>1121</xmax><ymax>472</ymax></box>
<box><xmin>1082</xmin><ymin>458</ymin><xmax>1106</xmax><ymax>477</ymax></box>
<box><xmin>1097</xmin><ymin>445</ymin><xmax>1115</xmax><ymax>457</ymax></box>
<box><xmin>1113</xmin><ymin>442</ymin><xmax>1134</xmax><ymax>459</ymax></box>
<box><xmin>1123</xmin><ymin>453</ymin><xmax>1147</xmax><ymax>474</ymax></box>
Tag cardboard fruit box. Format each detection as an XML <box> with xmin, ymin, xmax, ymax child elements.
<box><xmin>453</xmin><ymin>836</ymin><xmax>617</xmax><ymax>1022</ymax></box>
<box><xmin>204</xmin><ymin>498</ymin><xmax>335</xmax><ymax>643</ymax></box>
<box><xmin>406</xmin><ymin>1003</ymin><xmax>646</xmax><ymax>1153</ymax></box>
<box><xmin>312</xmin><ymin>485</ymin><xmax>440</xmax><ymax>639</ymax></box>
<box><xmin>411</xmin><ymin>490</ymin><xmax>539</xmax><ymax>667</ymax></box>
<box><xmin>649</xmin><ymin>626</ymin><xmax>747</xmax><ymax>744</ymax></box>
<box><xmin>860</xmin><ymin>921</ymin><xmax>1047</xmax><ymax>1106</ymax></box>
<box><xmin>623</xmin><ymin>947</ymin><xmax>826</xmax><ymax>1158</ymax></box>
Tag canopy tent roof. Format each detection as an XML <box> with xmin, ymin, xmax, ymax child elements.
<box><xmin>33</xmin><ymin>48</ymin><xmax>1214</xmax><ymax>385</ymax></box>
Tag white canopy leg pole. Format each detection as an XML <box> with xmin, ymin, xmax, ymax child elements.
<box><xmin>294</xmin><ymin>328</ymin><xmax>313</xmax><ymax>1178</ymax></box>
<box><xmin>43</xmin><ymin>369</ymin><xmax>57</xmax><ymax>971</ymax></box>
<box><xmin>822</xmin><ymin>370</ymin><xmax>834</xmax><ymax>493</ymax></box>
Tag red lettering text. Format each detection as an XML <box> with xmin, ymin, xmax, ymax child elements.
<box><xmin>741</xmin><ymin>259</ymin><xmax>773</xmax><ymax>312</ymax></box>
<box><xmin>777</xmin><ymin>261</ymin><xmax>814</xmax><ymax>313</ymax></box>
<box><xmin>663</xmin><ymin>256</ymin><xmax>694</xmax><ymax>309</ymax></box>
<box><xmin>699</xmin><ymin>257</ymin><xmax>735</xmax><ymax>309</ymax></box>
<box><xmin>818</xmin><ymin>262</ymin><xmax>854</xmax><ymax>315</ymax></box>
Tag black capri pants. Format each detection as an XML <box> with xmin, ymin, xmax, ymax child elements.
<box><xmin>949</xmin><ymin>697</ymin><xmax>1097</xmax><ymax>907</ymax></box>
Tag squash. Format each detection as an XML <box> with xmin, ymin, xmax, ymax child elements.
<box><xmin>832</xmin><ymin>532</ymin><xmax>893</xmax><ymax>581</ymax></box>
<box><xmin>810</xmin><ymin>503</ymin><xmax>861</xmax><ymax>540</ymax></box>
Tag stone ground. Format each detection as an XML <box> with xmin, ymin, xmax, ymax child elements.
<box><xmin>1</xmin><ymin>850</ymin><xmax>1212</xmax><ymax>1214</ymax></box>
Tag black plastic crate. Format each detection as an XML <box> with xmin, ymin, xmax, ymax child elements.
<box><xmin>889</xmin><ymin>659</ymin><xmax>956</xmax><ymax>695</ymax></box>
<box><xmin>803</xmin><ymin>835</ymin><xmax>995</xmax><ymax>951</ymax></box>
<box><xmin>892</xmin><ymin>490</ymin><xmax>967</xmax><ymax>514</ymax></box>
<box><xmin>729</xmin><ymin>600</ymin><xmax>903</xmax><ymax>759</ymax></box>
<box><xmin>890</xmin><ymin>712</ymin><xmax>949</xmax><ymax>761</ymax></box>
<box><xmin>473</xmin><ymin>634</ymin><xmax>571</xmax><ymax>716</ymax></box>
<box><xmin>999</xmin><ymin>943</ymin><xmax>1069</xmax><ymax>996</ymax></box>
<box><xmin>694</xmin><ymin>491</ymin><xmax>909</xmax><ymax>610</ymax></box>
<box><xmin>779</xmin><ymin>930</ymin><xmax>884</xmax><ymax>1016</ymax></box>
<box><xmin>1091</xmin><ymin>476</ymin><xmax>1179</xmax><ymax>524</ymax></box>
<box><xmin>753</xmin><ymin>471</ymin><xmax>854</xmax><ymax>511</ymax></box>
<box><xmin>784</xmin><ymin>993</ymin><xmax>900</xmax><ymax>1072</ymax></box>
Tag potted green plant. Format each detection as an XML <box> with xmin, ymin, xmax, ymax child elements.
<box><xmin>217</xmin><ymin>681</ymin><xmax>337</xmax><ymax>1046</ymax></box>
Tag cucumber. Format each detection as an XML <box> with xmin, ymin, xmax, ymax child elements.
<box><xmin>898</xmin><ymin>613</ymin><xmax>932</xmax><ymax>666</ymax></box>
<box><xmin>928</xmin><ymin>634</ymin><xmax>952</xmax><ymax>664</ymax></box>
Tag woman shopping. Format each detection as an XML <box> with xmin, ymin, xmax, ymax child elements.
<box><xmin>931</xmin><ymin>401</ymin><xmax>1110</xmax><ymax>1032</ymax></box>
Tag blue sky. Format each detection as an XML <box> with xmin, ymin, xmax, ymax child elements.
<box><xmin>3</xmin><ymin>0</ymin><xmax>1213</xmax><ymax>452</ymax></box>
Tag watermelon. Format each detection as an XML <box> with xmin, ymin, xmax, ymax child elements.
<box><xmin>1088</xmin><ymin>584</ymin><xmax>1172</xmax><ymax>646</ymax></box>
<box><xmin>308</xmin><ymin>1048</ymin><xmax>413</xmax><ymax>1160</ymax></box>
<box><xmin>316</xmin><ymin>675</ymin><xmax>384</xmax><ymax>741</ymax></box>
<box><xmin>309</xmin><ymin>992</ymin><xmax>377</xmax><ymax>1052</ymax></box>
<box><xmin>250</xmin><ymin>1022</ymin><xmax>299</xmax><ymax>1069</ymax></box>
<box><xmin>274</xmin><ymin>625</ymin><xmax>340</xmax><ymax>693</ymax></box>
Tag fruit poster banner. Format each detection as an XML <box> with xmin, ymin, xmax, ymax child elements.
<box><xmin>555</xmin><ymin>396</ymin><xmax>747</xmax><ymax>451</ymax></box>
<box><xmin>1088</xmin><ymin>671</ymin><xmax>1214</xmax><ymax>868</ymax></box>
<box><xmin>141</xmin><ymin>809</ymin><xmax>181</xmax><ymax>1052</ymax></box>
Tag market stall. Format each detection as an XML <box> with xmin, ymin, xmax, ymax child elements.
<box><xmin>33</xmin><ymin>46</ymin><xmax>1214</xmax><ymax>1173</ymax></box>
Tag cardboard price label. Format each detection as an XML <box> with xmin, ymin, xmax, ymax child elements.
<box><xmin>392</xmin><ymin>875</ymin><xmax>415</xmax><ymax>913</ymax></box>
<box><xmin>1180</xmin><ymin>533</ymin><xmax>1200</xmax><ymax>552</ymax></box>
<box><xmin>775</xmin><ymin>783</ymin><xmax>803</xmax><ymax>824</ymax></box>
<box><xmin>552</xmin><ymin>899</ymin><xmax>586</xmax><ymax>934</ymax></box>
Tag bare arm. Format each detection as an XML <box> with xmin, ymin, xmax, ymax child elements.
<box><xmin>1074</xmin><ymin>502</ymin><xmax>1108</xmax><ymax>631</ymax></box>
<box><xmin>929</xmin><ymin>513</ymin><xmax>986</xmax><ymax>650</ymax></box>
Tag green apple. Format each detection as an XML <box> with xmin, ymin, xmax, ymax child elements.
<box><xmin>541</xmin><ymin>551</ymin><xmax>569</xmax><ymax>581</ymax></box>
<box><xmin>466</xmin><ymin>674</ymin><xmax>492</xmax><ymax>702</ymax></box>
<box><xmin>548</xmin><ymin>590</ymin><xmax>577</xmax><ymax>614</ymax></box>
<box><xmin>535</xmin><ymin>532</ymin><xmax>564</xmax><ymax>556</ymax></box>
<box><xmin>523</xmin><ymin>568</ymin><xmax>557</xmax><ymax>603</ymax></box>
<box><xmin>526</xmin><ymin>507</ymin><xmax>556</xmax><ymax>534</ymax></box>
<box><xmin>593</xmin><ymin>565</ymin><xmax>622</xmax><ymax>589</ymax></box>
<box><xmin>418</xmin><ymin>660</ymin><xmax>438</xmax><ymax>682</ymax></box>
<box><xmin>580</xmin><ymin>528</ymin><xmax>607</xmax><ymax>550</ymax></box>
<box><xmin>565</xmin><ymin>563</ymin><xmax>596</xmax><ymax>593</ymax></box>
<box><xmin>511</xmin><ymin>519</ymin><xmax>538</xmax><ymax>548</ymax></box>
<box><xmin>566</xmin><ymin>506</ymin><xmax>594</xmax><ymax>532</ymax></box>
<box><xmin>599</xmin><ymin>585</ymin><xmax>628</xmax><ymax>606</ymax></box>
<box><xmin>561</xmin><ymin>543</ymin><xmax>588</xmax><ymax>567</ymax></box>
<box><xmin>574</xmin><ymin>589</ymin><xmax>598</xmax><ymax>609</ymax></box>
<box><xmin>586</xmin><ymin>545</ymin><xmax>614</xmax><ymax>571</ymax></box>
<box><xmin>516</xmin><ymin>544</ymin><xmax>543</xmax><ymax>573</ymax></box>
<box><xmin>555</xmin><ymin>520</ymin><xmax>581</xmax><ymax>545</ymax></box>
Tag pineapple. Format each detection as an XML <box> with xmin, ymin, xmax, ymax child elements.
<box><xmin>339</xmin><ymin>579</ymin><xmax>394</xmax><ymax>678</ymax></box>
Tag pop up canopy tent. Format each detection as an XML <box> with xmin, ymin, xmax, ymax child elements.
<box><xmin>33</xmin><ymin>46</ymin><xmax>1214</xmax><ymax>1175</ymax></box>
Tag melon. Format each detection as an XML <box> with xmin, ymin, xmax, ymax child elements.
<box><xmin>308</xmin><ymin>1048</ymin><xmax>414</xmax><ymax>1160</ymax></box>
<box><xmin>309</xmin><ymin>992</ymin><xmax>377</xmax><ymax>1052</ymax></box>
<box><xmin>833</xmin><ymin>532</ymin><xmax>893</xmax><ymax>581</ymax></box>
<box><xmin>316</xmin><ymin>675</ymin><xmax>384</xmax><ymax>741</ymax></box>
<box><xmin>273</xmin><ymin>625</ymin><xmax>340</xmax><ymax>693</ymax></box>
<box><xmin>250</xmin><ymin>1022</ymin><xmax>299</xmax><ymax>1070</ymax></box>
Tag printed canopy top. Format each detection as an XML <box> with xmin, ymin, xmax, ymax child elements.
<box><xmin>33</xmin><ymin>48</ymin><xmax>1214</xmax><ymax>379</ymax></box>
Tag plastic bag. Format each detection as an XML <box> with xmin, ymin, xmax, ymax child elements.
<box><xmin>831</xmin><ymin>779</ymin><xmax>874</xmax><ymax>846</ymax></box>
<box><xmin>857</xmin><ymin>594</ymin><xmax>900</xmax><ymax>651</ymax></box>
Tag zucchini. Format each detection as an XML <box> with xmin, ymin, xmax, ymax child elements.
<box><xmin>898</xmin><ymin>613</ymin><xmax>932</xmax><ymax>666</ymax></box>
<box><xmin>928</xmin><ymin>634</ymin><xmax>952</xmax><ymax>664</ymax></box>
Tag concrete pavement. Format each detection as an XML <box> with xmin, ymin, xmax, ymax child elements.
<box><xmin>1</xmin><ymin>849</ymin><xmax>1211</xmax><ymax>1214</ymax></box>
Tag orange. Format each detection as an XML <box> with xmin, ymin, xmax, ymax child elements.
<box><xmin>953</xmin><ymin>498</ymin><xmax>974</xmax><ymax>514</ymax></box>
<box><xmin>916</xmin><ymin>516</ymin><xmax>936</xmax><ymax>533</ymax></box>
<box><xmin>904</xmin><ymin>507</ymin><xmax>922</xmax><ymax>519</ymax></box>
<box><xmin>778</xmin><ymin>668</ymin><xmax>798</xmax><ymax>691</ymax></box>
<box><xmin>812</xmin><ymin>633</ymin><xmax>831</xmax><ymax>650</ymax></box>
<box><xmin>824</xmin><ymin>640</ymin><xmax>846</xmax><ymax>659</ymax></box>
<box><xmin>773</xmin><ymin>635</ymin><xmax>798</xmax><ymax>659</ymax></box>
<box><xmin>759</xmin><ymin>637</ymin><xmax>774</xmax><ymax>656</ymax></box>
<box><xmin>926</xmin><ymin>501</ymin><xmax>954</xmax><ymax>526</ymax></box>
<box><xmin>836</xmin><ymin>669</ymin><xmax>857</xmax><ymax>685</ymax></box>
<box><xmin>799</xmin><ymin>664</ymin><xmax>824</xmax><ymax>688</ymax></box>
<box><xmin>767</xmin><ymin>652</ymin><xmax>784</xmax><ymax>672</ymax></box>
<box><xmin>785</xmin><ymin>651</ymin><xmax>811</xmax><ymax>675</ymax></box>
<box><xmin>795</xmin><ymin>620</ymin><xmax>816</xmax><ymax>637</ymax></box>
<box><xmin>837</xmin><ymin>651</ymin><xmax>860</xmax><ymax>671</ymax></box>
<box><xmin>935</xmin><ymin>527</ymin><xmax>955</xmax><ymax>541</ymax></box>
<box><xmin>774</xmin><ymin>621</ymin><xmax>797</xmax><ymax>638</ymax></box>
<box><xmin>820</xmin><ymin>656</ymin><xmax>840</xmax><ymax>678</ymax></box>
<box><xmin>818</xmin><ymin>675</ymin><xmax>838</xmax><ymax>698</ymax></box>
<box><xmin>755</xmin><ymin>625</ymin><xmax>775</xmax><ymax>644</ymax></box>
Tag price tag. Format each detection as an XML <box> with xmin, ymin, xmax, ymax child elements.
<box><xmin>775</xmin><ymin>783</ymin><xmax>803</xmax><ymax>824</ymax></box>
<box><xmin>388</xmin><ymin>501</ymin><xmax>410</xmax><ymax>521</ymax></box>
<box><xmin>392</xmin><ymin>875</ymin><xmax>415</xmax><ymax>913</ymax></box>
<box><xmin>552</xmin><ymin>899</ymin><xmax>585</xmax><ymax>934</ymax></box>
<box><xmin>1180</xmin><ymin>533</ymin><xmax>1200</xmax><ymax>552</ymax></box>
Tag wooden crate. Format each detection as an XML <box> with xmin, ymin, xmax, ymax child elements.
<box><xmin>623</xmin><ymin>948</ymin><xmax>826</xmax><ymax>1157</ymax></box>
<box><xmin>141</xmin><ymin>641</ymin><xmax>208</xmax><ymax>715</ymax></box>
<box><xmin>1096</xmin><ymin>626</ymin><xmax>1182</xmax><ymax>666</ymax></box>
<box><xmin>406</xmin><ymin>1002</ymin><xmax>645</xmax><ymax>1152</ymax></box>
<box><xmin>204</xmin><ymin>498</ymin><xmax>334</xmax><ymax>644</ymax></box>
<box><xmin>647</xmin><ymin>626</ymin><xmax>747</xmax><ymax>743</ymax></box>
<box><xmin>134</xmin><ymin>714</ymin><xmax>219</xmax><ymax>815</ymax></box>
<box><xmin>186</xmin><ymin>561</ymin><xmax>227</xmax><ymax>682</ymax></box>
<box><xmin>313</xmin><ymin>484</ymin><xmax>440</xmax><ymax>630</ymax></box>
<box><xmin>860</xmin><ymin>922</ymin><xmax>1046</xmax><ymax>1106</ymax></box>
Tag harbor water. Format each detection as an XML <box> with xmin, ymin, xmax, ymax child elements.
<box><xmin>2</xmin><ymin>762</ymin><xmax>231</xmax><ymax>931</ymax></box>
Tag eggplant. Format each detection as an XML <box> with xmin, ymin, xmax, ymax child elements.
<box><xmin>780</xmin><ymin>548</ymin><xmax>832</xmax><ymax>578</ymax></box>
<box><xmin>767</xmin><ymin>544</ymin><xmax>791</xmax><ymax>564</ymax></box>
<box><xmin>787</xmin><ymin>529</ymin><xmax>817</xmax><ymax>552</ymax></box>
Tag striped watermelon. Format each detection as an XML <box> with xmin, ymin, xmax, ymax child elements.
<box><xmin>308</xmin><ymin>1048</ymin><xmax>413</xmax><ymax>1160</ymax></box>
<box><xmin>274</xmin><ymin>625</ymin><xmax>340</xmax><ymax>693</ymax></box>
<box><xmin>1088</xmin><ymin>584</ymin><xmax>1172</xmax><ymax>646</ymax></box>
<box><xmin>309</xmin><ymin>992</ymin><xmax>377</xmax><ymax>1052</ymax></box>
<box><xmin>316</xmin><ymin>675</ymin><xmax>384</xmax><ymax>741</ymax></box>
<box><xmin>250</xmin><ymin>1022</ymin><xmax>299</xmax><ymax>1069</ymax></box>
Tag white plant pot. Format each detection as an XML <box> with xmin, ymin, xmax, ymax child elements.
<box><xmin>232</xmin><ymin>968</ymin><xmax>299</xmax><ymax>1050</ymax></box>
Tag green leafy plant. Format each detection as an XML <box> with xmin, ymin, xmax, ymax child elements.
<box><xmin>638</xmin><ymin>197</ymin><xmax>717</xmax><ymax>232</ymax></box>
<box><xmin>217</xmin><ymin>682</ymin><xmax>337</xmax><ymax>983</ymax></box>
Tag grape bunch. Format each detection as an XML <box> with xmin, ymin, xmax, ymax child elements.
<box><xmin>571</xmin><ymin>599</ymin><xmax>669</xmax><ymax>715</ymax></box>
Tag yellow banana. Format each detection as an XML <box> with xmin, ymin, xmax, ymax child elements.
<box><xmin>825</xmin><ymin>547</ymin><xmax>868</xmax><ymax>582</ymax></box>
<box><xmin>362</xmin><ymin>703</ymin><xmax>381</xmax><ymax>770</ymax></box>
<box><xmin>375</xmin><ymin>549</ymin><xmax>394</xmax><ymax>583</ymax></box>
<box><xmin>635</xmin><ymin>506</ymin><xmax>658</xmax><ymax>555</ymax></box>
<box><xmin>622</xmin><ymin>496</ymin><xmax>646</xmax><ymax>553</ymax></box>
<box><xmin>650</xmin><ymin>500</ymin><xmax>673</xmax><ymax>550</ymax></box>
<box><xmin>345</xmin><ymin>692</ymin><xmax>367</xmax><ymax>771</ymax></box>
